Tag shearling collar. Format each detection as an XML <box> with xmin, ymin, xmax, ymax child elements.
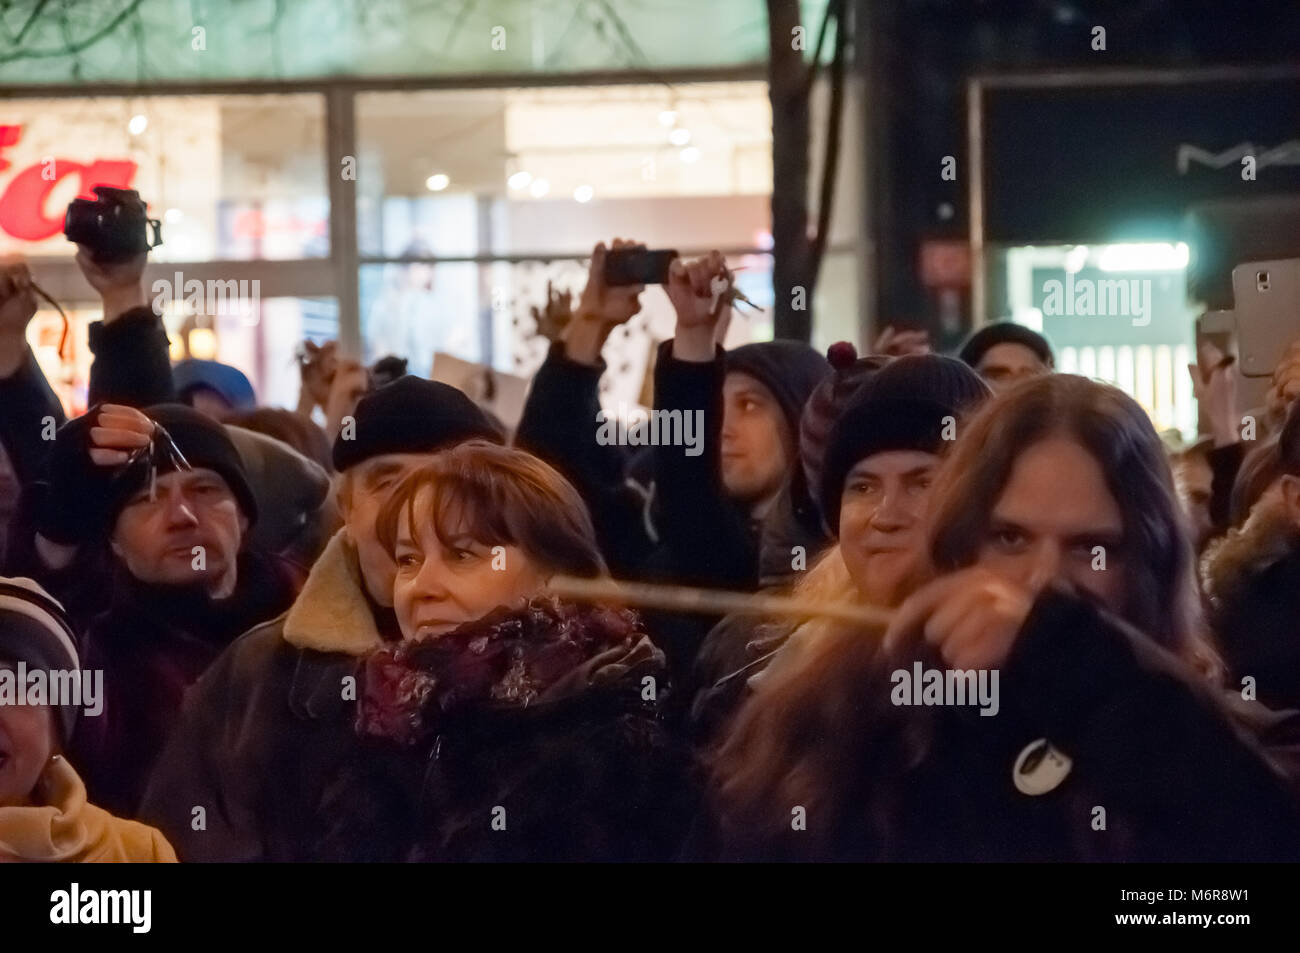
<box><xmin>1200</xmin><ymin>497</ymin><xmax>1300</xmax><ymax>609</ymax></box>
<box><xmin>282</xmin><ymin>530</ymin><xmax>387</xmax><ymax>656</ymax></box>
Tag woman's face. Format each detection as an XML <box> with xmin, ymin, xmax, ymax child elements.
<box><xmin>838</xmin><ymin>450</ymin><xmax>939</xmax><ymax>608</ymax></box>
<box><xmin>392</xmin><ymin>490</ymin><xmax>546</xmax><ymax>640</ymax></box>
<box><xmin>976</xmin><ymin>436</ymin><xmax>1127</xmax><ymax>612</ymax></box>
<box><xmin>0</xmin><ymin>661</ymin><xmax>55</xmax><ymax>807</ymax></box>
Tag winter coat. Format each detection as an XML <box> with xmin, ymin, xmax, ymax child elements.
<box><xmin>0</xmin><ymin>756</ymin><xmax>176</xmax><ymax>863</ymax></box>
<box><xmin>514</xmin><ymin>342</ymin><xmax>657</xmax><ymax>578</ymax></box>
<box><xmin>139</xmin><ymin>531</ymin><xmax>696</xmax><ymax>862</ymax></box>
<box><xmin>691</xmin><ymin>544</ymin><xmax>852</xmax><ymax>746</ymax></box>
<box><xmin>315</xmin><ymin>597</ymin><xmax>694</xmax><ymax>862</ymax></box>
<box><xmin>717</xmin><ymin>588</ymin><xmax>1300</xmax><ymax>863</ymax></box>
<box><xmin>138</xmin><ymin>531</ymin><xmax>406</xmax><ymax>861</ymax></box>
<box><xmin>70</xmin><ymin>549</ymin><xmax>301</xmax><ymax>818</ymax></box>
<box><xmin>1202</xmin><ymin>497</ymin><xmax>1300</xmax><ymax>711</ymax></box>
<box><xmin>1</xmin><ymin>306</ymin><xmax>174</xmax><ymax>627</ymax></box>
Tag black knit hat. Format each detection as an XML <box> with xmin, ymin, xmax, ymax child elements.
<box><xmin>725</xmin><ymin>341</ymin><xmax>832</xmax><ymax>439</ymax></box>
<box><xmin>332</xmin><ymin>376</ymin><xmax>504</xmax><ymax>472</ymax></box>
<box><xmin>821</xmin><ymin>355</ymin><xmax>991</xmax><ymax>533</ymax></box>
<box><xmin>799</xmin><ymin>342</ymin><xmax>890</xmax><ymax>511</ymax></box>
<box><xmin>136</xmin><ymin>404</ymin><xmax>259</xmax><ymax>525</ymax></box>
<box><xmin>36</xmin><ymin>403</ymin><xmax>257</xmax><ymax>546</ymax></box>
<box><xmin>958</xmin><ymin>322</ymin><xmax>1055</xmax><ymax>370</ymax></box>
<box><xmin>0</xmin><ymin>576</ymin><xmax>81</xmax><ymax>743</ymax></box>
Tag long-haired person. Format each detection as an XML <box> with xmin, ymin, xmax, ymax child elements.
<box><xmin>318</xmin><ymin>440</ymin><xmax>693</xmax><ymax>862</ymax></box>
<box><xmin>690</xmin><ymin>355</ymin><xmax>990</xmax><ymax>744</ymax></box>
<box><xmin>712</xmin><ymin>374</ymin><xmax>1300</xmax><ymax>862</ymax></box>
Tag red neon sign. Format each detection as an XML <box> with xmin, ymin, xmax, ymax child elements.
<box><xmin>0</xmin><ymin>124</ymin><xmax>138</xmax><ymax>241</ymax></box>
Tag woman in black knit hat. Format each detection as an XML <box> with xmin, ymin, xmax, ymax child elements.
<box><xmin>688</xmin><ymin>355</ymin><xmax>991</xmax><ymax>749</ymax></box>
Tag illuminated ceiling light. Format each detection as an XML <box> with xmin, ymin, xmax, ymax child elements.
<box><xmin>164</xmin><ymin>207</ymin><xmax>184</xmax><ymax>224</ymax></box>
<box><xmin>188</xmin><ymin>327</ymin><xmax>219</xmax><ymax>361</ymax></box>
<box><xmin>659</xmin><ymin>109</ymin><xmax>677</xmax><ymax>127</ymax></box>
<box><xmin>573</xmin><ymin>184</ymin><xmax>594</xmax><ymax>203</ymax></box>
<box><xmin>679</xmin><ymin>146</ymin><xmax>701</xmax><ymax>164</ymax></box>
<box><xmin>508</xmin><ymin>170</ymin><xmax>532</xmax><ymax>190</ymax></box>
<box><xmin>128</xmin><ymin>114</ymin><xmax>148</xmax><ymax>135</ymax></box>
<box><xmin>425</xmin><ymin>173</ymin><xmax>450</xmax><ymax>192</ymax></box>
<box><xmin>1064</xmin><ymin>245</ymin><xmax>1089</xmax><ymax>274</ymax></box>
<box><xmin>668</xmin><ymin>127</ymin><xmax>691</xmax><ymax>146</ymax></box>
<box><xmin>529</xmin><ymin>178</ymin><xmax>550</xmax><ymax>198</ymax></box>
<box><xmin>1097</xmin><ymin>242</ymin><xmax>1189</xmax><ymax>272</ymax></box>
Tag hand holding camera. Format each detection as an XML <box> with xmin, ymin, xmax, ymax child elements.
<box><xmin>63</xmin><ymin>186</ymin><xmax>162</xmax><ymax>323</ymax></box>
<box><xmin>562</xmin><ymin>239</ymin><xmax>647</xmax><ymax>366</ymax></box>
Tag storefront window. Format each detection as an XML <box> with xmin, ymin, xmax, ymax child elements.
<box><xmin>0</xmin><ymin>93</ymin><xmax>327</xmax><ymax>261</ymax></box>
<box><xmin>995</xmin><ymin>243</ymin><xmax>1198</xmax><ymax>437</ymax></box>
<box><xmin>355</xmin><ymin>82</ymin><xmax>775</xmax><ymax>416</ymax></box>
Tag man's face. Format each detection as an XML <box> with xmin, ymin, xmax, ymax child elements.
<box><xmin>976</xmin><ymin>342</ymin><xmax>1049</xmax><ymax>392</ymax></box>
<box><xmin>111</xmin><ymin>468</ymin><xmax>247</xmax><ymax>596</ymax></box>
<box><xmin>1172</xmin><ymin>451</ymin><xmax>1214</xmax><ymax>549</ymax></box>
<box><xmin>838</xmin><ymin>450</ymin><xmax>939</xmax><ymax>608</ymax></box>
<box><xmin>0</xmin><ymin>660</ymin><xmax>55</xmax><ymax>808</ymax></box>
<box><xmin>977</xmin><ymin>437</ymin><xmax>1126</xmax><ymax>611</ymax></box>
<box><xmin>338</xmin><ymin>452</ymin><xmax>438</xmax><ymax>606</ymax></box>
<box><xmin>720</xmin><ymin>371</ymin><xmax>790</xmax><ymax>509</ymax></box>
<box><xmin>187</xmin><ymin>386</ymin><xmax>234</xmax><ymax>422</ymax></box>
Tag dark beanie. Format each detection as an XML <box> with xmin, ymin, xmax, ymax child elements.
<box><xmin>799</xmin><ymin>342</ymin><xmax>890</xmax><ymax>510</ymax></box>
<box><xmin>332</xmin><ymin>376</ymin><xmax>504</xmax><ymax>472</ymax></box>
<box><xmin>821</xmin><ymin>355</ymin><xmax>991</xmax><ymax>533</ymax></box>
<box><xmin>0</xmin><ymin>576</ymin><xmax>81</xmax><ymax>743</ymax></box>
<box><xmin>134</xmin><ymin>404</ymin><xmax>259</xmax><ymax>525</ymax></box>
<box><xmin>725</xmin><ymin>341</ymin><xmax>832</xmax><ymax>439</ymax></box>
<box><xmin>958</xmin><ymin>322</ymin><xmax>1054</xmax><ymax>370</ymax></box>
<box><xmin>37</xmin><ymin>403</ymin><xmax>257</xmax><ymax>545</ymax></box>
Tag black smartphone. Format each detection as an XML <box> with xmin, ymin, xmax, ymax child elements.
<box><xmin>604</xmin><ymin>248</ymin><xmax>677</xmax><ymax>286</ymax></box>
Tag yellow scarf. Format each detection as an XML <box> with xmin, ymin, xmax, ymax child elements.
<box><xmin>0</xmin><ymin>756</ymin><xmax>176</xmax><ymax>863</ymax></box>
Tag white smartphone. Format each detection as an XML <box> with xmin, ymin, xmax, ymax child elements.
<box><xmin>1231</xmin><ymin>259</ymin><xmax>1300</xmax><ymax>378</ymax></box>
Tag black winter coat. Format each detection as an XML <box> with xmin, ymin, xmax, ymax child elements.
<box><xmin>140</xmin><ymin>534</ymin><xmax>698</xmax><ymax>862</ymax></box>
<box><xmin>716</xmin><ymin>589</ymin><xmax>1300</xmax><ymax>863</ymax></box>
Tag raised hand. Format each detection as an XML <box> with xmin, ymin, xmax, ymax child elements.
<box><xmin>562</xmin><ymin>239</ymin><xmax>646</xmax><ymax>366</ymax></box>
<box><xmin>666</xmin><ymin>250</ymin><xmax>731</xmax><ymax>361</ymax></box>
<box><xmin>0</xmin><ymin>256</ymin><xmax>38</xmax><ymax>377</ymax></box>
<box><xmin>74</xmin><ymin>246</ymin><xmax>147</xmax><ymax>323</ymax></box>
<box><xmin>1188</xmin><ymin>341</ymin><xmax>1239</xmax><ymax>447</ymax></box>
<box><xmin>871</xmin><ymin>325</ymin><xmax>932</xmax><ymax>357</ymax></box>
<box><xmin>883</xmin><ymin>567</ymin><xmax>1034</xmax><ymax>672</ymax></box>
<box><xmin>87</xmin><ymin>403</ymin><xmax>155</xmax><ymax>467</ymax></box>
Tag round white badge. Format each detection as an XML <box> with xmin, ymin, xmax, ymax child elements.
<box><xmin>1013</xmin><ymin>738</ymin><xmax>1072</xmax><ymax>796</ymax></box>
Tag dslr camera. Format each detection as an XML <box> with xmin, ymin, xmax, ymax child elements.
<box><xmin>64</xmin><ymin>186</ymin><xmax>163</xmax><ymax>263</ymax></box>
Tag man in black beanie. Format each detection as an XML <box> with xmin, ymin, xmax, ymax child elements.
<box><xmin>648</xmin><ymin>253</ymin><xmax>830</xmax><ymax>685</ymax></box>
<box><xmin>140</xmin><ymin>375</ymin><xmax>503</xmax><ymax>860</ymax></box>
<box><xmin>34</xmin><ymin>401</ymin><xmax>301</xmax><ymax>816</ymax></box>
<box><xmin>958</xmin><ymin>321</ymin><xmax>1054</xmax><ymax>392</ymax></box>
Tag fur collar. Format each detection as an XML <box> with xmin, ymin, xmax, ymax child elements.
<box><xmin>1200</xmin><ymin>497</ymin><xmax>1300</xmax><ymax>609</ymax></box>
<box><xmin>282</xmin><ymin>530</ymin><xmax>385</xmax><ymax>656</ymax></box>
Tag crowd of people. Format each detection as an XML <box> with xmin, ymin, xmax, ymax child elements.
<box><xmin>1</xmin><ymin>237</ymin><xmax>1299</xmax><ymax>863</ymax></box>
